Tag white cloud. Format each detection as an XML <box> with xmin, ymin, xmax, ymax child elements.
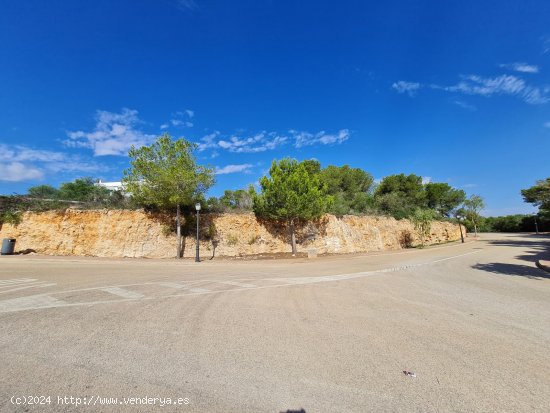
<box><xmin>171</xmin><ymin>119</ymin><xmax>193</xmax><ymax>128</ymax></box>
<box><xmin>0</xmin><ymin>145</ymin><xmax>65</xmax><ymax>162</ymax></box>
<box><xmin>197</xmin><ymin>131</ymin><xmax>221</xmax><ymax>151</ymax></box>
<box><xmin>436</xmin><ymin>74</ymin><xmax>549</xmax><ymax>104</ymax></box>
<box><xmin>198</xmin><ymin>131</ymin><xmax>288</xmax><ymax>153</ymax></box>
<box><xmin>215</xmin><ymin>164</ymin><xmax>254</xmax><ymax>175</ymax></box>
<box><xmin>218</xmin><ymin>132</ymin><xmax>287</xmax><ymax>153</ymax></box>
<box><xmin>160</xmin><ymin>109</ymin><xmax>195</xmax><ymax>130</ymax></box>
<box><xmin>499</xmin><ymin>62</ymin><xmax>539</xmax><ymax>73</ymax></box>
<box><xmin>196</xmin><ymin>128</ymin><xmax>349</xmax><ymax>153</ymax></box>
<box><xmin>453</xmin><ymin>100</ymin><xmax>477</xmax><ymax>111</ymax></box>
<box><xmin>0</xmin><ymin>162</ymin><xmax>43</xmax><ymax>182</ymax></box>
<box><xmin>392</xmin><ymin>81</ymin><xmax>421</xmax><ymax>96</ymax></box>
<box><xmin>422</xmin><ymin>176</ymin><xmax>432</xmax><ymax>184</ymax></box>
<box><xmin>292</xmin><ymin>129</ymin><xmax>350</xmax><ymax>148</ymax></box>
<box><xmin>0</xmin><ymin>144</ymin><xmax>107</xmax><ymax>182</ymax></box>
<box><xmin>44</xmin><ymin>161</ymin><xmax>105</xmax><ymax>174</ymax></box>
<box><xmin>65</xmin><ymin>108</ymin><xmax>156</xmax><ymax>156</ymax></box>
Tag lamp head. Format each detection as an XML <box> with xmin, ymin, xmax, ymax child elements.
<box><xmin>195</xmin><ymin>202</ymin><xmax>201</xmax><ymax>211</ymax></box>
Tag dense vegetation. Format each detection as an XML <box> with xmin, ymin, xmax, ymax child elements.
<box><xmin>2</xmin><ymin>135</ymin><xmax>547</xmax><ymax>251</ymax></box>
<box><xmin>477</xmin><ymin>214</ymin><xmax>549</xmax><ymax>233</ymax></box>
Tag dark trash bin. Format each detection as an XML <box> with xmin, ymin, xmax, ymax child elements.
<box><xmin>1</xmin><ymin>238</ymin><xmax>16</xmax><ymax>255</ymax></box>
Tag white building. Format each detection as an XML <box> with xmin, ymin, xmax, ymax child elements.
<box><xmin>95</xmin><ymin>180</ymin><xmax>124</xmax><ymax>191</ymax></box>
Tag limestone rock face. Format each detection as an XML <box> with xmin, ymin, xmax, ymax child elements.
<box><xmin>0</xmin><ymin>210</ymin><xmax>463</xmax><ymax>258</ymax></box>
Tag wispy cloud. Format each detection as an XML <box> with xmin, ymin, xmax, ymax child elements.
<box><xmin>176</xmin><ymin>0</ymin><xmax>198</xmax><ymax>11</ymax></box>
<box><xmin>440</xmin><ymin>74</ymin><xmax>549</xmax><ymax>104</ymax></box>
<box><xmin>0</xmin><ymin>162</ymin><xmax>43</xmax><ymax>182</ymax></box>
<box><xmin>453</xmin><ymin>100</ymin><xmax>477</xmax><ymax>111</ymax></box>
<box><xmin>196</xmin><ymin>128</ymin><xmax>350</xmax><ymax>153</ymax></box>
<box><xmin>499</xmin><ymin>62</ymin><xmax>539</xmax><ymax>73</ymax></box>
<box><xmin>160</xmin><ymin>109</ymin><xmax>194</xmax><ymax>130</ymax></box>
<box><xmin>544</xmin><ymin>122</ymin><xmax>550</xmax><ymax>128</ymax></box>
<box><xmin>64</xmin><ymin>108</ymin><xmax>156</xmax><ymax>156</ymax></box>
<box><xmin>170</xmin><ymin>119</ymin><xmax>193</xmax><ymax>128</ymax></box>
<box><xmin>422</xmin><ymin>176</ymin><xmax>432</xmax><ymax>184</ymax></box>
<box><xmin>392</xmin><ymin>81</ymin><xmax>421</xmax><ymax>96</ymax></box>
<box><xmin>0</xmin><ymin>145</ymin><xmax>65</xmax><ymax>163</ymax></box>
<box><xmin>291</xmin><ymin>129</ymin><xmax>350</xmax><ymax>148</ymax></box>
<box><xmin>0</xmin><ymin>144</ymin><xmax>106</xmax><ymax>182</ymax></box>
<box><xmin>218</xmin><ymin>132</ymin><xmax>288</xmax><ymax>153</ymax></box>
<box><xmin>215</xmin><ymin>164</ymin><xmax>254</xmax><ymax>175</ymax></box>
<box><xmin>197</xmin><ymin>131</ymin><xmax>286</xmax><ymax>153</ymax></box>
<box><xmin>394</xmin><ymin>70</ymin><xmax>549</xmax><ymax>105</ymax></box>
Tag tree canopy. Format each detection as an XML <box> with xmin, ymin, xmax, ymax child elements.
<box><xmin>522</xmin><ymin>178</ymin><xmax>550</xmax><ymax>216</ymax></box>
<box><xmin>319</xmin><ymin>165</ymin><xmax>375</xmax><ymax>215</ymax></box>
<box><xmin>425</xmin><ymin>182</ymin><xmax>466</xmax><ymax>217</ymax></box>
<box><xmin>374</xmin><ymin>174</ymin><xmax>425</xmax><ymax>218</ymax></box>
<box><xmin>122</xmin><ymin>133</ymin><xmax>215</xmax><ymax>258</ymax></box>
<box><xmin>123</xmin><ymin>133</ymin><xmax>214</xmax><ymax>209</ymax></box>
<box><xmin>253</xmin><ymin>158</ymin><xmax>332</xmax><ymax>254</ymax></box>
<box><xmin>57</xmin><ymin>178</ymin><xmax>111</xmax><ymax>202</ymax></box>
<box><xmin>27</xmin><ymin>184</ymin><xmax>59</xmax><ymax>199</ymax></box>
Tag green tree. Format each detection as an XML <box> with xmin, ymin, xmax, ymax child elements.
<box><xmin>27</xmin><ymin>184</ymin><xmax>59</xmax><ymax>199</ymax></box>
<box><xmin>219</xmin><ymin>189</ymin><xmax>253</xmax><ymax>210</ymax></box>
<box><xmin>253</xmin><ymin>158</ymin><xmax>332</xmax><ymax>255</ymax></box>
<box><xmin>374</xmin><ymin>174</ymin><xmax>425</xmax><ymax>218</ymax></box>
<box><xmin>318</xmin><ymin>165</ymin><xmax>374</xmax><ymax>215</ymax></box>
<box><xmin>57</xmin><ymin>178</ymin><xmax>111</xmax><ymax>202</ymax></box>
<box><xmin>301</xmin><ymin>159</ymin><xmax>322</xmax><ymax>176</ymax></box>
<box><xmin>410</xmin><ymin>208</ymin><xmax>436</xmax><ymax>247</ymax></box>
<box><xmin>122</xmin><ymin>133</ymin><xmax>215</xmax><ymax>258</ymax></box>
<box><xmin>521</xmin><ymin>178</ymin><xmax>550</xmax><ymax>216</ymax></box>
<box><xmin>463</xmin><ymin>195</ymin><xmax>485</xmax><ymax>237</ymax></box>
<box><xmin>425</xmin><ymin>182</ymin><xmax>466</xmax><ymax>217</ymax></box>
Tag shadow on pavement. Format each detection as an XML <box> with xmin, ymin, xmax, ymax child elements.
<box><xmin>280</xmin><ymin>410</ymin><xmax>306</xmax><ymax>413</ymax></box>
<box><xmin>472</xmin><ymin>234</ymin><xmax>550</xmax><ymax>279</ymax></box>
<box><xmin>472</xmin><ymin>262</ymin><xmax>550</xmax><ymax>280</ymax></box>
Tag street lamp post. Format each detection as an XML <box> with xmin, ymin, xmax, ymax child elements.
<box><xmin>195</xmin><ymin>202</ymin><xmax>201</xmax><ymax>262</ymax></box>
<box><xmin>457</xmin><ymin>214</ymin><xmax>465</xmax><ymax>243</ymax></box>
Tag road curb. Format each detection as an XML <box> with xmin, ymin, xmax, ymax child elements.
<box><xmin>535</xmin><ymin>260</ymin><xmax>550</xmax><ymax>273</ymax></box>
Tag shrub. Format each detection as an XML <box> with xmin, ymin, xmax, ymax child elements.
<box><xmin>226</xmin><ymin>233</ymin><xmax>239</xmax><ymax>246</ymax></box>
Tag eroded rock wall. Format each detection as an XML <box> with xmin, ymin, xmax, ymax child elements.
<box><xmin>0</xmin><ymin>210</ymin><xmax>463</xmax><ymax>258</ymax></box>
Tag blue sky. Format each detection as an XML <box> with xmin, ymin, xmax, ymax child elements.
<box><xmin>1</xmin><ymin>0</ymin><xmax>549</xmax><ymax>215</ymax></box>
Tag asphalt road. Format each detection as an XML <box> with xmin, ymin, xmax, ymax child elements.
<box><xmin>1</xmin><ymin>233</ymin><xmax>549</xmax><ymax>412</ymax></box>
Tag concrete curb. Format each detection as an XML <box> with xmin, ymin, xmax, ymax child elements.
<box><xmin>535</xmin><ymin>260</ymin><xmax>550</xmax><ymax>273</ymax></box>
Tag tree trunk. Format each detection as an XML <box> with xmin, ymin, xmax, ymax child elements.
<box><xmin>176</xmin><ymin>203</ymin><xmax>182</xmax><ymax>258</ymax></box>
<box><xmin>289</xmin><ymin>219</ymin><xmax>297</xmax><ymax>256</ymax></box>
<box><xmin>474</xmin><ymin>223</ymin><xmax>478</xmax><ymax>238</ymax></box>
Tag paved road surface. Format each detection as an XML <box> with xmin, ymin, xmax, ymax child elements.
<box><xmin>1</xmin><ymin>233</ymin><xmax>549</xmax><ymax>412</ymax></box>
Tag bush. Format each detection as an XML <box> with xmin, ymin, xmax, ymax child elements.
<box><xmin>0</xmin><ymin>210</ymin><xmax>22</xmax><ymax>226</ymax></box>
<box><xmin>226</xmin><ymin>233</ymin><xmax>239</xmax><ymax>246</ymax></box>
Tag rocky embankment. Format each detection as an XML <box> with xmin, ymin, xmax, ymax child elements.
<box><xmin>0</xmin><ymin>209</ymin><xmax>463</xmax><ymax>258</ymax></box>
